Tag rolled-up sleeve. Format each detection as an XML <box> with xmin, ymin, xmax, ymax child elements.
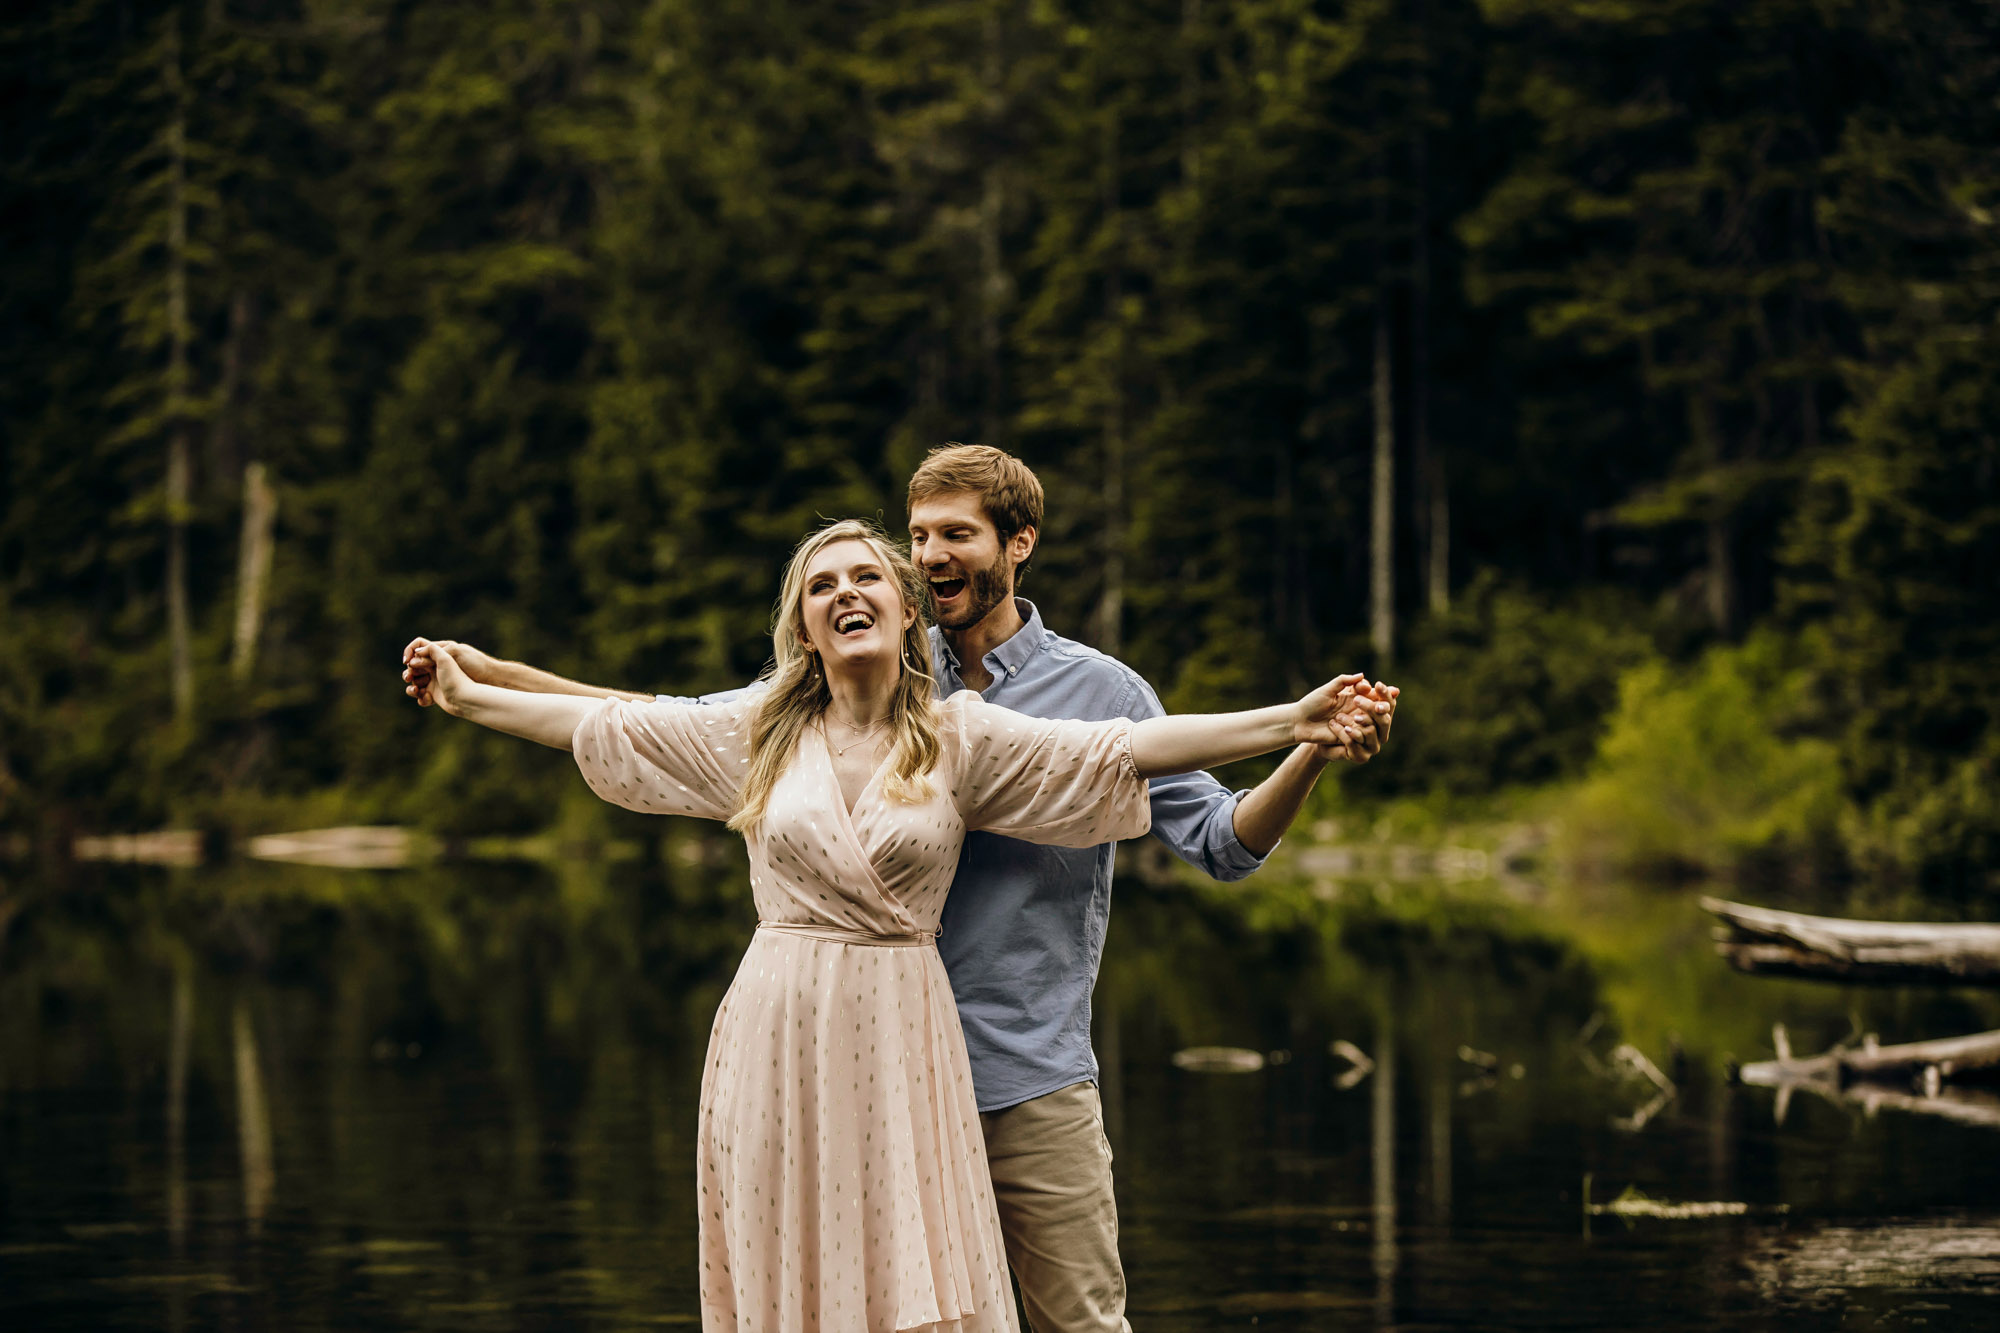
<box><xmin>1124</xmin><ymin>677</ymin><xmax>1272</xmax><ymax>883</ymax></box>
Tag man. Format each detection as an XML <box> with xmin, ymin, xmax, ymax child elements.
<box><xmin>403</xmin><ymin>444</ymin><xmax>1397</xmax><ymax>1331</ymax></box>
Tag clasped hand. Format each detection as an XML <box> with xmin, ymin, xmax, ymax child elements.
<box><xmin>401</xmin><ymin>638</ymin><xmax>475</xmax><ymax>714</ymax></box>
<box><xmin>1296</xmin><ymin>673</ymin><xmax>1397</xmax><ymax>764</ymax></box>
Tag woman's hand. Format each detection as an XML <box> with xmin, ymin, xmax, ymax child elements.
<box><xmin>1313</xmin><ymin>680</ymin><xmax>1397</xmax><ymax>764</ymax></box>
<box><xmin>402</xmin><ymin>637</ymin><xmax>601</xmax><ymax>750</ymax></box>
<box><xmin>405</xmin><ymin>638</ymin><xmax>473</xmax><ymax>716</ymax></box>
<box><xmin>1290</xmin><ymin>673</ymin><xmax>1373</xmax><ymax>749</ymax></box>
<box><xmin>403</xmin><ymin>637</ymin><xmax>497</xmax><ymax>706</ymax></box>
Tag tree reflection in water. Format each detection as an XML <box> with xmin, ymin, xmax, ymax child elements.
<box><xmin>0</xmin><ymin>854</ymin><xmax>1997</xmax><ymax>1331</ymax></box>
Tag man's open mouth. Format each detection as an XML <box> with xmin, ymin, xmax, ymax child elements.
<box><xmin>928</xmin><ymin>575</ymin><xmax>967</xmax><ymax>601</ymax></box>
<box><xmin>835</xmin><ymin>611</ymin><xmax>875</xmax><ymax>636</ymax></box>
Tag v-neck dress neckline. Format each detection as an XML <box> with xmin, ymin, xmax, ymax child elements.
<box><xmin>817</xmin><ymin>719</ymin><xmax>892</xmax><ymax>820</ymax></box>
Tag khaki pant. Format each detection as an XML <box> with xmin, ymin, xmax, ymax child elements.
<box><xmin>979</xmin><ymin>1081</ymin><xmax>1131</xmax><ymax>1333</ymax></box>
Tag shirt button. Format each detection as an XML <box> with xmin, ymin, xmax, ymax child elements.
<box><xmin>1007</xmin><ymin>667</ymin><xmax>1018</xmax><ymax>677</ymax></box>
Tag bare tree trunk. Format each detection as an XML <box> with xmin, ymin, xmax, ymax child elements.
<box><xmin>164</xmin><ymin>16</ymin><xmax>195</xmax><ymax>723</ymax></box>
<box><xmin>1180</xmin><ymin>0</ymin><xmax>1202</xmax><ymax>191</ymax></box>
<box><xmin>1098</xmin><ymin>111</ymin><xmax>1124</xmax><ymax>658</ymax></box>
<box><xmin>1371</xmin><ymin>306</ymin><xmax>1395</xmax><ymax>668</ymax></box>
<box><xmin>232</xmin><ymin>462</ymin><xmax>277</xmax><ymax>681</ymax></box>
<box><xmin>979</xmin><ymin>7</ymin><xmax>1005</xmax><ymax>445</ymax></box>
<box><xmin>1410</xmin><ymin>0</ymin><xmax>1446</xmax><ymax>617</ymax></box>
<box><xmin>1691</xmin><ymin>383</ymin><xmax>1735</xmax><ymax>635</ymax></box>
<box><xmin>1427</xmin><ymin>469</ymin><xmax>1449</xmax><ymax>615</ymax></box>
<box><xmin>211</xmin><ymin>289</ymin><xmax>250</xmax><ymax>485</ymax></box>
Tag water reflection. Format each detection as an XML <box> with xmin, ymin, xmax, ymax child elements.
<box><xmin>1</xmin><ymin>855</ymin><xmax>1997</xmax><ymax>1330</ymax></box>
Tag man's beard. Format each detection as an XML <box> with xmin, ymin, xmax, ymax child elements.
<box><xmin>932</xmin><ymin>552</ymin><xmax>1013</xmax><ymax>630</ymax></box>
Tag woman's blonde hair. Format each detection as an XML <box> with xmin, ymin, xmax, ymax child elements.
<box><xmin>728</xmin><ymin>519</ymin><xmax>941</xmax><ymax>832</ymax></box>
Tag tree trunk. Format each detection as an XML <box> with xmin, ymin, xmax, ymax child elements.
<box><xmin>164</xmin><ymin>16</ymin><xmax>195</xmax><ymax>723</ymax></box>
<box><xmin>1704</xmin><ymin>897</ymin><xmax>2000</xmax><ymax>986</ymax></box>
<box><xmin>1370</xmin><ymin>305</ymin><xmax>1395</xmax><ymax>668</ymax></box>
<box><xmin>1180</xmin><ymin>0</ymin><xmax>1201</xmax><ymax>191</ymax></box>
<box><xmin>978</xmin><ymin>8</ymin><xmax>1005</xmax><ymax>445</ymax></box>
<box><xmin>211</xmin><ymin>289</ymin><xmax>250</xmax><ymax>486</ymax></box>
<box><xmin>1691</xmin><ymin>384</ymin><xmax>1735</xmax><ymax>635</ymax></box>
<box><xmin>1410</xmin><ymin>0</ymin><xmax>1446</xmax><ymax>617</ymax></box>
<box><xmin>1097</xmin><ymin>110</ymin><xmax>1124</xmax><ymax>658</ymax></box>
<box><xmin>232</xmin><ymin>461</ymin><xmax>277</xmax><ymax>681</ymax></box>
<box><xmin>1427</xmin><ymin>464</ymin><xmax>1449</xmax><ymax>616</ymax></box>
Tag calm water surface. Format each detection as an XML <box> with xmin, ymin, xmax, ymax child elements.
<box><xmin>3</xmin><ymin>850</ymin><xmax>1998</xmax><ymax>1330</ymax></box>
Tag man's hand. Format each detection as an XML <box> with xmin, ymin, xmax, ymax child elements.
<box><xmin>1316</xmin><ymin>681</ymin><xmax>1397</xmax><ymax>765</ymax></box>
<box><xmin>402</xmin><ymin>638</ymin><xmax>498</xmax><ymax>706</ymax></box>
<box><xmin>404</xmin><ymin>640</ymin><xmax>477</xmax><ymax>716</ymax></box>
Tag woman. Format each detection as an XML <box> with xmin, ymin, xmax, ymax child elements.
<box><xmin>408</xmin><ymin>519</ymin><xmax>1378</xmax><ymax>1332</ymax></box>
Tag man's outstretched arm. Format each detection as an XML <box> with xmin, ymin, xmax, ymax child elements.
<box><xmin>1230</xmin><ymin>683</ymin><xmax>1397</xmax><ymax>855</ymax></box>
<box><xmin>401</xmin><ymin>638</ymin><xmax>653</xmax><ymax>705</ymax></box>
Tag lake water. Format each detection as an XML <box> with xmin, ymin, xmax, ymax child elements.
<box><xmin>3</xmin><ymin>849</ymin><xmax>1998</xmax><ymax>1330</ymax></box>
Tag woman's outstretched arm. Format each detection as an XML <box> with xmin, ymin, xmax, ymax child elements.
<box><xmin>1129</xmin><ymin>674</ymin><xmax>1381</xmax><ymax>779</ymax></box>
<box><xmin>401</xmin><ymin>637</ymin><xmax>653</xmax><ymax>705</ymax></box>
<box><xmin>408</xmin><ymin>641</ymin><xmax>600</xmax><ymax>750</ymax></box>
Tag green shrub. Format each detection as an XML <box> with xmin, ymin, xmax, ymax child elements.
<box><xmin>1558</xmin><ymin>630</ymin><xmax>1842</xmax><ymax>876</ymax></box>
<box><xmin>1377</xmin><ymin>577</ymin><xmax>1655</xmax><ymax>798</ymax></box>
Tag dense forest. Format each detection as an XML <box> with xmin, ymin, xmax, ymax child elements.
<box><xmin>2</xmin><ymin>0</ymin><xmax>1996</xmax><ymax>892</ymax></box>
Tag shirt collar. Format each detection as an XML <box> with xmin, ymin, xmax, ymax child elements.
<box><xmin>932</xmin><ymin>598</ymin><xmax>1046</xmax><ymax>681</ymax></box>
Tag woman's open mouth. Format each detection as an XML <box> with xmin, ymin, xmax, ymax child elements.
<box><xmin>835</xmin><ymin>611</ymin><xmax>875</xmax><ymax>636</ymax></box>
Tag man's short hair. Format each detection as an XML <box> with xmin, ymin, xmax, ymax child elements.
<box><xmin>907</xmin><ymin>443</ymin><xmax>1045</xmax><ymax>539</ymax></box>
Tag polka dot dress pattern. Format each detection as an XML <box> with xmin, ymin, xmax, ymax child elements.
<box><xmin>574</xmin><ymin>692</ymin><xmax>1150</xmax><ymax>1332</ymax></box>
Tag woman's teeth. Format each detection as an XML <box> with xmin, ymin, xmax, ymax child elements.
<box><xmin>836</xmin><ymin>612</ymin><xmax>873</xmax><ymax>634</ymax></box>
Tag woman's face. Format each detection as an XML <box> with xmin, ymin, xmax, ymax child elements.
<box><xmin>799</xmin><ymin>538</ymin><xmax>916</xmax><ymax>673</ymax></box>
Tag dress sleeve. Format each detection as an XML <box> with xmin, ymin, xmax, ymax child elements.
<box><xmin>571</xmin><ymin>695</ymin><xmax>754</xmax><ymax>822</ymax></box>
<box><xmin>948</xmin><ymin>691</ymin><xmax>1152</xmax><ymax>847</ymax></box>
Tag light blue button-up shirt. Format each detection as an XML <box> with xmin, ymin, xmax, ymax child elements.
<box><xmin>930</xmin><ymin>600</ymin><xmax>1270</xmax><ymax>1110</ymax></box>
<box><xmin>671</xmin><ymin>598</ymin><xmax>1270</xmax><ymax>1111</ymax></box>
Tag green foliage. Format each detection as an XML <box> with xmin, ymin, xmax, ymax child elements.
<box><xmin>1559</xmin><ymin>630</ymin><xmax>1842</xmax><ymax>875</ymax></box>
<box><xmin>0</xmin><ymin>0</ymin><xmax>1994</xmax><ymax>893</ymax></box>
<box><xmin>1375</xmin><ymin>578</ymin><xmax>1654</xmax><ymax>796</ymax></box>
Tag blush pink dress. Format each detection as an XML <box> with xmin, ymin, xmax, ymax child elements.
<box><xmin>572</xmin><ymin>690</ymin><xmax>1151</xmax><ymax>1333</ymax></box>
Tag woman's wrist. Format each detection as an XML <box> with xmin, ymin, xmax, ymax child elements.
<box><xmin>446</xmin><ymin>678</ymin><xmax>496</xmax><ymax>721</ymax></box>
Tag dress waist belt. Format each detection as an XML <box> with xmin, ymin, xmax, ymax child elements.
<box><xmin>757</xmin><ymin>921</ymin><xmax>937</xmax><ymax>948</ymax></box>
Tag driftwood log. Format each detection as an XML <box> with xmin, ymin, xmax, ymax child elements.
<box><xmin>1736</xmin><ymin>1025</ymin><xmax>2000</xmax><ymax>1130</ymax></box>
<box><xmin>1703</xmin><ymin>897</ymin><xmax>2000</xmax><ymax>986</ymax></box>
<box><xmin>1737</xmin><ymin>1025</ymin><xmax>2000</xmax><ymax>1088</ymax></box>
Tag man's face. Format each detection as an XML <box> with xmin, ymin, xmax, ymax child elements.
<box><xmin>907</xmin><ymin>492</ymin><xmax>1032</xmax><ymax>631</ymax></box>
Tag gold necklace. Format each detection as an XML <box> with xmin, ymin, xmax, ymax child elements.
<box><xmin>824</xmin><ymin>716</ymin><xmax>889</xmax><ymax>757</ymax></box>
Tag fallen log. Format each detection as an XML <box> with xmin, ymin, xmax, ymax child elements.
<box><xmin>1737</xmin><ymin>1024</ymin><xmax>2000</xmax><ymax>1089</ymax></box>
<box><xmin>1702</xmin><ymin>897</ymin><xmax>2000</xmax><ymax>986</ymax></box>
<box><xmin>1737</xmin><ymin>1025</ymin><xmax>2000</xmax><ymax>1130</ymax></box>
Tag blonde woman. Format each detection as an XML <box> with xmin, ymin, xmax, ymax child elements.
<box><xmin>407</xmin><ymin>518</ymin><xmax>1378</xmax><ymax>1333</ymax></box>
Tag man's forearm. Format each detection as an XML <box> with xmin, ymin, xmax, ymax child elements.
<box><xmin>1231</xmin><ymin>744</ymin><xmax>1331</xmax><ymax>857</ymax></box>
<box><xmin>488</xmin><ymin>659</ymin><xmax>652</xmax><ymax>702</ymax></box>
